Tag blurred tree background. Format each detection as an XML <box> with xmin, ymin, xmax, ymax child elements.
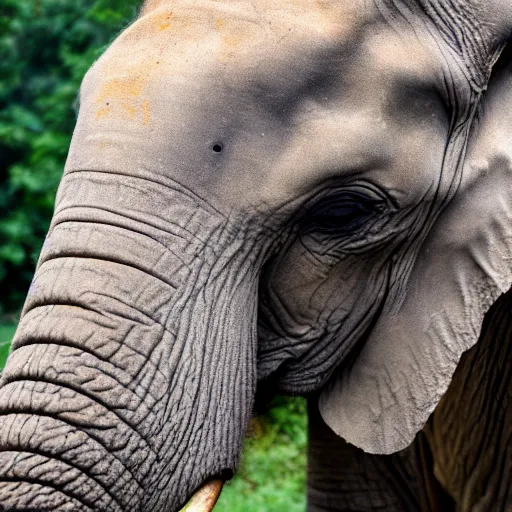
<box><xmin>0</xmin><ymin>1</ymin><xmax>307</xmax><ymax>509</ymax></box>
<box><xmin>0</xmin><ymin>0</ymin><xmax>142</xmax><ymax>314</ymax></box>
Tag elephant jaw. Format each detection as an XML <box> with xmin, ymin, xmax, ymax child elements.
<box><xmin>180</xmin><ymin>479</ymin><xmax>224</xmax><ymax>512</ymax></box>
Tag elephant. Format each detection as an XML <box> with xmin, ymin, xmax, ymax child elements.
<box><xmin>1</xmin><ymin>0</ymin><xmax>512</xmax><ymax>510</ymax></box>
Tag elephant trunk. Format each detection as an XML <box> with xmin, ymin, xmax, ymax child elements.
<box><xmin>0</xmin><ymin>171</ymin><xmax>258</xmax><ymax>511</ymax></box>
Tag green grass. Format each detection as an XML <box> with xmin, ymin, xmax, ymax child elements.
<box><xmin>0</xmin><ymin>324</ymin><xmax>307</xmax><ymax>510</ymax></box>
<box><xmin>217</xmin><ymin>397</ymin><xmax>307</xmax><ymax>511</ymax></box>
<box><xmin>0</xmin><ymin>324</ymin><xmax>16</xmax><ymax>369</ymax></box>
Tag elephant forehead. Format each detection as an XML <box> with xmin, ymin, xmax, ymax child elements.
<box><xmin>136</xmin><ymin>0</ymin><xmax>364</xmax><ymax>43</ymax></box>
<box><xmin>69</xmin><ymin>0</ymin><xmax>449</xmax><ymax>214</ymax></box>
<box><xmin>88</xmin><ymin>0</ymin><xmax>369</xmax><ymax>90</ymax></box>
<box><xmin>92</xmin><ymin>0</ymin><xmax>441</xmax><ymax>98</ymax></box>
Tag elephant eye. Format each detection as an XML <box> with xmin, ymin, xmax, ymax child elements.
<box><xmin>303</xmin><ymin>190</ymin><xmax>385</xmax><ymax>235</ymax></box>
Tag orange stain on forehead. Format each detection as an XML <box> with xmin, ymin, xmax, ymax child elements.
<box><xmin>142</xmin><ymin>100</ymin><xmax>151</xmax><ymax>125</ymax></box>
<box><xmin>213</xmin><ymin>16</ymin><xmax>261</xmax><ymax>64</ymax></box>
<box><xmin>155</xmin><ymin>11</ymin><xmax>173</xmax><ymax>31</ymax></box>
<box><xmin>95</xmin><ymin>105</ymin><xmax>112</xmax><ymax>120</ymax></box>
<box><xmin>94</xmin><ymin>76</ymin><xmax>151</xmax><ymax>126</ymax></box>
<box><xmin>121</xmin><ymin>103</ymin><xmax>137</xmax><ymax>119</ymax></box>
<box><xmin>96</xmin><ymin>76</ymin><xmax>147</xmax><ymax>103</ymax></box>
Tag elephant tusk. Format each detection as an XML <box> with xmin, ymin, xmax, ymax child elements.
<box><xmin>180</xmin><ymin>479</ymin><xmax>224</xmax><ymax>512</ymax></box>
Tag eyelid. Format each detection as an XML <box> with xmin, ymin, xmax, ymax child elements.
<box><xmin>310</xmin><ymin>193</ymin><xmax>380</xmax><ymax>216</ymax></box>
<box><xmin>317</xmin><ymin>182</ymin><xmax>391</xmax><ymax>204</ymax></box>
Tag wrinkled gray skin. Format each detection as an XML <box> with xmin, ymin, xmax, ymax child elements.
<box><xmin>308</xmin><ymin>288</ymin><xmax>512</xmax><ymax>511</ymax></box>
<box><xmin>1</xmin><ymin>0</ymin><xmax>512</xmax><ymax>510</ymax></box>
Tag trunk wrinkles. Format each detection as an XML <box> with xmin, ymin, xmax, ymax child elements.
<box><xmin>0</xmin><ymin>172</ymin><xmax>265</xmax><ymax>511</ymax></box>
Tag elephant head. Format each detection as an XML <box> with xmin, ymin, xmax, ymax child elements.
<box><xmin>1</xmin><ymin>0</ymin><xmax>512</xmax><ymax>510</ymax></box>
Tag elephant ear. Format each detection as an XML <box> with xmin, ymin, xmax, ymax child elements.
<box><xmin>319</xmin><ymin>42</ymin><xmax>512</xmax><ymax>454</ymax></box>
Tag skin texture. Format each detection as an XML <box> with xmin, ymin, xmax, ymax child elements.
<box><xmin>425</xmin><ymin>291</ymin><xmax>512</xmax><ymax>512</ymax></box>
<box><xmin>0</xmin><ymin>0</ymin><xmax>511</xmax><ymax>510</ymax></box>
<box><xmin>307</xmin><ymin>44</ymin><xmax>512</xmax><ymax>512</ymax></box>
<box><xmin>307</xmin><ymin>289</ymin><xmax>512</xmax><ymax>512</ymax></box>
<box><xmin>307</xmin><ymin>399</ymin><xmax>454</xmax><ymax>512</ymax></box>
<box><xmin>421</xmin><ymin>48</ymin><xmax>512</xmax><ymax>512</ymax></box>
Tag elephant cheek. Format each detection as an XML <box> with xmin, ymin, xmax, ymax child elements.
<box><xmin>0</xmin><ymin>174</ymin><xmax>259</xmax><ymax>511</ymax></box>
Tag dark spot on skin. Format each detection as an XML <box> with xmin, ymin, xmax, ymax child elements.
<box><xmin>106</xmin><ymin>102</ymin><xmax>109</xmax><ymax>105</ymax></box>
<box><xmin>212</xmin><ymin>143</ymin><xmax>223</xmax><ymax>153</ymax></box>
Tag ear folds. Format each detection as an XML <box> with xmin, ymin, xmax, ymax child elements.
<box><xmin>319</xmin><ymin>44</ymin><xmax>512</xmax><ymax>454</ymax></box>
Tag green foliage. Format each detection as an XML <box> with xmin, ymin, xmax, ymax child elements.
<box><xmin>0</xmin><ymin>325</ymin><xmax>16</xmax><ymax>368</ymax></box>
<box><xmin>218</xmin><ymin>397</ymin><xmax>307</xmax><ymax>511</ymax></box>
<box><xmin>0</xmin><ymin>0</ymin><xmax>141</xmax><ymax>313</ymax></box>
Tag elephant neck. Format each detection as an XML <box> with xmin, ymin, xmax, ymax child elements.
<box><xmin>306</xmin><ymin>399</ymin><xmax>445</xmax><ymax>512</ymax></box>
<box><xmin>426</xmin><ymin>289</ymin><xmax>512</xmax><ymax>509</ymax></box>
